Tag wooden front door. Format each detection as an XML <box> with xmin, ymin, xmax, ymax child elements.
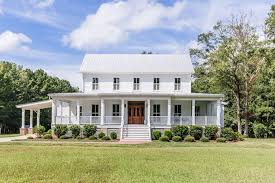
<box><xmin>128</xmin><ymin>101</ymin><xmax>145</xmax><ymax>124</ymax></box>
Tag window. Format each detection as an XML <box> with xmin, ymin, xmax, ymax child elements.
<box><xmin>133</xmin><ymin>78</ymin><xmax>140</xmax><ymax>90</ymax></box>
<box><xmin>174</xmin><ymin>78</ymin><xmax>181</xmax><ymax>90</ymax></box>
<box><xmin>153</xmin><ymin>104</ymin><xmax>160</xmax><ymax>116</ymax></box>
<box><xmin>195</xmin><ymin>106</ymin><xmax>200</xmax><ymax>116</ymax></box>
<box><xmin>112</xmin><ymin>104</ymin><xmax>120</xmax><ymax>116</ymax></box>
<box><xmin>92</xmin><ymin>78</ymin><xmax>98</xmax><ymax>90</ymax></box>
<box><xmin>113</xmin><ymin>78</ymin><xmax>120</xmax><ymax>90</ymax></box>
<box><xmin>80</xmin><ymin>106</ymin><xmax>83</xmax><ymax>116</ymax></box>
<box><xmin>91</xmin><ymin>104</ymin><xmax>99</xmax><ymax>116</ymax></box>
<box><xmin>153</xmin><ymin>78</ymin><xmax>160</xmax><ymax>90</ymax></box>
<box><xmin>174</xmin><ymin>105</ymin><xmax>181</xmax><ymax>116</ymax></box>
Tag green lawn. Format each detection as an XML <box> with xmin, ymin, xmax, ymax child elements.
<box><xmin>0</xmin><ymin>139</ymin><xmax>275</xmax><ymax>183</ymax></box>
<box><xmin>0</xmin><ymin>133</ymin><xmax>19</xmax><ymax>138</ymax></box>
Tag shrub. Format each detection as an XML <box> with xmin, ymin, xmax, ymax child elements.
<box><xmin>253</xmin><ymin>123</ymin><xmax>269</xmax><ymax>138</ymax></box>
<box><xmin>27</xmin><ymin>136</ymin><xmax>33</xmax><ymax>139</ymax></box>
<box><xmin>221</xmin><ymin>128</ymin><xmax>237</xmax><ymax>141</ymax></box>
<box><xmin>216</xmin><ymin>137</ymin><xmax>227</xmax><ymax>143</ymax></box>
<box><xmin>83</xmin><ymin>124</ymin><xmax>97</xmax><ymax>137</ymax></box>
<box><xmin>60</xmin><ymin>135</ymin><xmax>69</xmax><ymax>139</ymax></box>
<box><xmin>47</xmin><ymin>129</ymin><xmax>52</xmax><ymax>135</ymax></box>
<box><xmin>152</xmin><ymin>130</ymin><xmax>161</xmax><ymax>140</ymax></box>
<box><xmin>43</xmin><ymin>134</ymin><xmax>52</xmax><ymax>139</ymax></box>
<box><xmin>172</xmin><ymin>136</ymin><xmax>182</xmax><ymax>142</ymax></box>
<box><xmin>184</xmin><ymin>135</ymin><xmax>195</xmax><ymax>142</ymax></box>
<box><xmin>159</xmin><ymin>136</ymin><xmax>169</xmax><ymax>142</ymax></box>
<box><xmin>102</xmin><ymin>136</ymin><xmax>111</xmax><ymax>140</ymax></box>
<box><xmin>54</xmin><ymin>125</ymin><xmax>68</xmax><ymax>138</ymax></box>
<box><xmin>189</xmin><ymin>125</ymin><xmax>203</xmax><ymax>140</ymax></box>
<box><xmin>200</xmin><ymin>137</ymin><xmax>210</xmax><ymax>142</ymax></box>
<box><xmin>35</xmin><ymin>125</ymin><xmax>46</xmax><ymax>136</ymax></box>
<box><xmin>89</xmin><ymin>135</ymin><xmax>97</xmax><ymax>140</ymax></box>
<box><xmin>204</xmin><ymin>126</ymin><xmax>219</xmax><ymax>140</ymax></box>
<box><xmin>69</xmin><ymin>125</ymin><xmax>81</xmax><ymax>138</ymax></box>
<box><xmin>110</xmin><ymin>132</ymin><xmax>117</xmax><ymax>140</ymax></box>
<box><xmin>76</xmin><ymin>136</ymin><xmax>84</xmax><ymax>140</ymax></box>
<box><xmin>164</xmin><ymin>130</ymin><xmax>173</xmax><ymax>140</ymax></box>
<box><xmin>98</xmin><ymin>132</ymin><xmax>105</xmax><ymax>139</ymax></box>
<box><xmin>171</xmin><ymin>125</ymin><xmax>189</xmax><ymax>138</ymax></box>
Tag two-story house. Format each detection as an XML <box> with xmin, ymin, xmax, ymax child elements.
<box><xmin>17</xmin><ymin>54</ymin><xmax>224</xmax><ymax>141</ymax></box>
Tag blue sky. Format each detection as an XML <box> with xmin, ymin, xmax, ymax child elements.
<box><xmin>0</xmin><ymin>0</ymin><xmax>273</xmax><ymax>89</ymax></box>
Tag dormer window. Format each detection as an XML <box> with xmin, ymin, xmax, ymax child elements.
<box><xmin>153</xmin><ymin>78</ymin><xmax>160</xmax><ymax>90</ymax></box>
<box><xmin>113</xmin><ymin>78</ymin><xmax>120</xmax><ymax>90</ymax></box>
<box><xmin>92</xmin><ymin>78</ymin><xmax>98</xmax><ymax>90</ymax></box>
<box><xmin>174</xmin><ymin>78</ymin><xmax>181</xmax><ymax>90</ymax></box>
<box><xmin>133</xmin><ymin>78</ymin><xmax>140</xmax><ymax>90</ymax></box>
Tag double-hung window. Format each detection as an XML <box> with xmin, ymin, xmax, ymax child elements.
<box><xmin>91</xmin><ymin>104</ymin><xmax>99</xmax><ymax>116</ymax></box>
<box><xmin>174</xmin><ymin>78</ymin><xmax>181</xmax><ymax>90</ymax></box>
<box><xmin>152</xmin><ymin>104</ymin><xmax>160</xmax><ymax>116</ymax></box>
<box><xmin>174</xmin><ymin>105</ymin><xmax>181</xmax><ymax>116</ymax></box>
<box><xmin>92</xmin><ymin>78</ymin><xmax>99</xmax><ymax>90</ymax></box>
<box><xmin>112</xmin><ymin>104</ymin><xmax>120</xmax><ymax>116</ymax></box>
<box><xmin>113</xmin><ymin>78</ymin><xmax>120</xmax><ymax>90</ymax></box>
<box><xmin>153</xmin><ymin>78</ymin><xmax>160</xmax><ymax>90</ymax></box>
<box><xmin>133</xmin><ymin>78</ymin><xmax>140</xmax><ymax>90</ymax></box>
<box><xmin>195</xmin><ymin>106</ymin><xmax>200</xmax><ymax>116</ymax></box>
<box><xmin>79</xmin><ymin>106</ymin><xmax>83</xmax><ymax>116</ymax></box>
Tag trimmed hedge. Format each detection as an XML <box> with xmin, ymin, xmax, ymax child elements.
<box><xmin>110</xmin><ymin>132</ymin><xmax>117</xmax><ymax>140</ymax></box>
<box><xmin>184</xmin><ymin>135</ymin><xmax>195</xmax><ymax>142</ymax></box>
<box><xmin>60</xmin><ymin>135</ymin><xmax>70</xmax><ymax>139</ymax></box>
<box><xmin>200</xmin><ymin>137</ymin><xmax>209</xmax><ymax>142</ymax></box>
<box><xmin>204</xmin><ymin>126</ymin><xmax>219</xmax><ymax>140</ymax></box>
<box><xmin>164</xmin><ymin>130</ymin><xmax>173</xmax><ymax>140</ymax></box>
<box><xmin>171</xmin><ymin>125</ymin><xmax>189</xmax><ymax>138</ymax></box>
<box><xmin>83</xmin><ymin>124</ymin><xmax>97</xmax><ymax>137</ymax></box>
<box><xmin>189</xmin><ymin>125</ymin><xmax>203</xmax><ymax>140</ymax></box>
<box><xmin>69</xmin><ymin>125</ymin><xmax>81</xmax><ymax>138</ymax></box>
<box><xmin>102</xmin><ymin>136</ymin><xmax>111</xmax><ymax>141</ymax></box>
<box><xmin>43</xmin><ymin>134</ymin><xmax>52</xmax><ymax>139</ymax></box>
<box><xmin>98</xmin><ymin>132</ymin><xmax>105</xmax><ymax>139</ymax></box>
<box><xmin>54</xmin><ymin>125</ymin><xmax>68</xmax><ymax>138</ymax></box>
<box><xmin>253</xmin><ymin>123</ymin><xmax>269</xmax><ymax>138</ymax></box>
<box><xmin>221</xmin><ymin>128</ymin><xmax>237</xmax><ymax>141</ymax></box>
<box><xmin>89</xmin><ymin>135</ymin><xmax>97</xmax><ymax>140</ymax></box>
<box><xmin>152</xmin><ymin>130</ymin><xmax>161</xmax><ymax>140</ymax></box>
<box><xmin>35</xmin><ymin>125</ymin><xmax>46</xmax><ymax>136</ymax></box>
<box><xmin>159</xmin><ymin>136</ymin><xmax>169</xmax><ymax>142</ymax></box>
<box><xmin>216</xmin><ymin>137</ymin><xmax>227</xmax><ymax>143</ymax></box>
<box><xmin>172</xmin><ymin>136</ymin><xmax>182</xmax><ymax>142</ymax></box>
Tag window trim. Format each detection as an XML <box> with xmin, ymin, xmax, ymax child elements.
<box><xmin>79</xmin><ymin>106</ymin><xmax>83</xmax><ymax>116</ymax></box>
<box><xmin>113</xmin><ymin>78</ymin><xmax>120</xmax><ymax>90</ymax></box>
<box><xmin>133</xmin><ymin>78</ymin><xmax>140</xmax><ymax>90</ymax></box>
<box><xmin>174</xmin><ymin>105</ymin><xmax>181</xmax><ymax>116</ymax></box>
<box><xmin>152</xmin><ymin>104</ymin><xmax>160</xmax><ymax>116</ymax></box>
<box><xmin>153</xmin><ymin>78</ymin><xmax>160</xmax><ymax>90</ymax></box>
<box><xmin>91</xmin><ymin>104</ymin><xmax>99</xmax><ymax>116</ymax></box>
<box><xmin>112</xmin><ymin>104</ymin><xmax>120</xmax><ymax>116</ymax></box>
<box><xmin>174</xmin><ymin>78</ymin><xmax>181</xmax><ymax>91</ymax></box>
<box><xmin>92</xmin><ymin>77</ymin><xmax>99</xmax><ymax>90</ymax></box>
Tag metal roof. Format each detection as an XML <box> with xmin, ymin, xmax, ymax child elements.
<box><xmin>80</xmin><ymin>54</ymin><xmax>194</xmax><ymax>74</ymax></box>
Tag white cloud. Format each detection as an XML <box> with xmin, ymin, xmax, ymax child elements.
<box><xmin>30</xmin><ymin>0</ymin><xmax>55</xmax><ymax>8</ymax></box>
<box><xmin>63</xmin><ymin>0</ymin><xmax>187</xmax><ymax>51</ymax></box>
<box><xmin>0</xmin><ymin>31</ymin><xmax>32</xmax><ymax>53</ymax></box>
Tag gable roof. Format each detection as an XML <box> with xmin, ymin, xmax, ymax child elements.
<box><xmin>80</xmin><ymin>54</ymin><xmax>194</xmax><ymax>74</ymax></box>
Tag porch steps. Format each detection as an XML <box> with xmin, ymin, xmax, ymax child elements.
<box><xmin>121</xmin><ymin>125</ymin><xmax>151</xmax><ymax>141</ymax></box>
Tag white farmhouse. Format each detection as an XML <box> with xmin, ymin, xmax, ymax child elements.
<box><xmin>17</xmin><ymin>54</ymin><xmax>224</xmax><ymax>141</ymax></box>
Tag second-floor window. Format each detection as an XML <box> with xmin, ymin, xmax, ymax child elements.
<box><xmin>174</xmin><ymin>105</ymin><xmax>181</xmax><ymax>116</ymax></box>
<box><xmin>113</xmin><ymin>78</ymin><xmax>120</xmax><ymax>90</ymax></box>
<box><xmin>92</xmin><ymin>78</ymin><xmax>98</xmax><ymax>90</ymax></box>
<box><xmin>153</xmin><ymin>78</ymin><xmax>160</xmax><ymax>90</ymax></box>
<box><xmin>152</xmin><ymin>104</ymin><xmax>160</xmax><ymax>116</ymax></box>
<box><xmin>113</xmin><ymin>104</ymin><xmax>120</xmax><ymax>116</ymax></box>
<box><xmin>133</xmin><ymin>78</ymin><xmax>140</xmax><ymax>90</ymax></box>
<box><xmin>91</xmin><ymin>104</ymin><xmax>99</xmax><ymax>116</ymax></box>
<box><xmin>174</xmin><ymin>78</ymin><xmax>181</xmax><ymax>90</ymax></box>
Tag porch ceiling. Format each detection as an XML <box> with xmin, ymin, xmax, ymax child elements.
<box><xmin>16</xmin><ymin>100</ymin><xmax>52</xmax><ymax>110</ymax></box>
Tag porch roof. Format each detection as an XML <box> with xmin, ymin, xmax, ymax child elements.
<box><xmin>16</xmin><ymin>100</ymin><xmax>52</xmax><ymax>110</ymax></box>
<box><xmin>48</xmin><ymin>92</ymin><xmax>224</xmax><ymax>99</ymax></box>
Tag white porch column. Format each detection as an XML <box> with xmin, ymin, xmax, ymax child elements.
<box><xmin>147</xmin><ymin>99</ymin><xmax>151</xmax><ymax>127</ymax></box>
<box><xmin>76</xmin><ymin>100</ymin><xmax>80</xmax><ymax>124</ymax></box>
<box><xmin>167</xmin><ymin>98</ymin><xmax>171</xmax><ymax>126</ymax></box>
<box><xmin>216</xmin><ymin>99</ymin><xmax>221</xmax><ymax>126</ymax></box>
<box><xmin>100</xmin><ymin>98</ymin><xmax>105</xmax><ymax>126</ymax></box>
<box><xmin>51</xmin><ymin>100</ymin><xmax>56</xmax><ymax>126</ymax></box>
<box><xmin>121</xmin><ymin>99</ymin><xmax>125</xmax><ymax>127</ymax></box>
<box><xmin>37</xmin><ymin>109</ymin><xmax>40</xmax><ymax>127</ymax></box>
<box><xmin>30</xmin><ymin>109</ymin><xmax>33</xmax><ymax>128</ymax></box>
<box><xmin>192</xmin><ymin>99</ymin><xmax>195</xmax><ymax>125</ymax></box>
<box><xmin>21</xmin><ymin>109</ymin><xmax>25</xmax><ymax>128</ymax></box>
<box><xmin>68</xmin><ymin>102</ymin><xmax>71</xmax><ymax>124</ymax></box>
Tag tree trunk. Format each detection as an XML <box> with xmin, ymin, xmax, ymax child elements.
<box><xmin>244</xmin><ymin>81</ymin><xmax>249</xmax><ymax>136</ymax></box>
<box><xmin>235</xmin><ymin>93</ymin><xmax>242</xmax><ymax>133</ymax></box>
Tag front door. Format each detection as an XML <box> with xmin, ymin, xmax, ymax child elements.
<box><xmin>128</xmin><ymin>101</ymin><xmax>145</xmax><ymax>124</ymax></box>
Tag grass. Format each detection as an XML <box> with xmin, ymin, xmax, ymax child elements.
<box><xmin>0</xmin><ymin>133</ymin><xmax>19</xmax><ymax>138</ymax></box>
<box><xmin>0</xmin><ymin>139</ymin><xmax>275</xmax><ymax>183</ymax></box>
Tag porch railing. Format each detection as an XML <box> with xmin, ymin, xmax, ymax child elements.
<box><xmin>56</xmin><ymin>116</ymin><xmax>77</xmax><ymax>124</ymax></box>
<box><xmin>80</xmin><ymin>116</ymin><xmax>101</xmax><ymax>125</ymax></box>
<box><xmin>171</xmin><ymin>116</ymin><xmax>192</xmax><ymax>125</ymax></box>
<box><xmin>104</xmin><ymin>116</ymin><xmax>122</xmax><ymax>125</ymax></box>
<box><xmin>150</xmin><ymin>116</ymin><xmax>168</xmax><ymax>126</ymax></box>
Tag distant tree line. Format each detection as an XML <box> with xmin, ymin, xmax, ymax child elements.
<box><xmin>0</xmin><ymin>62</ymin><xmax>78</xmax><ymax>133</ymax></box>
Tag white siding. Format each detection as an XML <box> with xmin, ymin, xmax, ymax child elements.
<box><xmin>83</xmin><ymin>73</ymin><xmax>191</xmax><ymax>94</ymax></box>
